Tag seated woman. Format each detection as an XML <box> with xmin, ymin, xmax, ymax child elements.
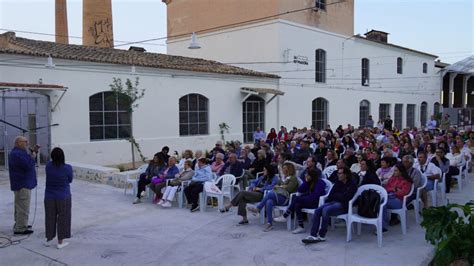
<box><xmin>177</xmin><ymin>149</ymin><xmax>193</xmax><ymax>171</ymax></box>
<box><xmin>273</xmin><ymin>169</ymin><xmax>326</xmax><ymax>234</ymax></box>
<box><xmin>376</xmin><ymin>157</ymin><xmax>394</xmax><ymax>186</ymax></box>
<box><xmin>359</xmin><ymin>159</ymin><xmax>381</xmax><ymax>186</ymax></box>
<box><xmin>150</xmin><ymin>157</ymin><xmax>180</xmax><ymax>204</ymax></box>
<box><xmin>160</xmin><ymin>159</ymin><xmax>195</xmax><ymax>208</ymax></box>
<box><xmin>242</xmin><ymin>149</ymin><xmax>267</xmax><ymax>188</ymax></box>
<box><xmin>221</xmin><ymin>164</ymin><xmax>278</xmax><ymax>225</ymax></box>
<box><xmin>302</xmin><ymin>167</ymin><xmax>357</xmax><ymax>244</ymax></box>
<box><xmin>133</xmin><ymin>153</ymin><xmax>166</xmax><ymax>204</ymax></box>
<box><xmin>247</xmin><ymin>163</ymin><xmax>299</xmax><ymax>232</ymax></box>
<box><xmin>382</xmin><ymin>163</ymin><xmax>413</xmax><ymax>232</ymax></box>
<box><xmin>445</xmin><ymin>146</ymin><xmax>462</xmax><ymax>193</ymax></box>
<box><xmin>210</xmin><ymin>153</ymin><xmax>225</xmax><ymax>174</ymax></box>
<box><xmin>184</xmin><ymin>158</ymin><xmax>213</xmax><ymax>212</ymax></box>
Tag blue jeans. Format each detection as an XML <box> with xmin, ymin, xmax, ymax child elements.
<box><xmin>310</xmin><ymin>201</ymin><xmax>345</xmax><ymax>238</ymax></box>
<box><xmin>383</xmin><ymin>194</ymin><xmax>403</xmax><ymax>229</ymax></box>
<box><xmin>256</xmin><ymin>191</ymin><xmax>287</xmax><ymax>225</ymax></box>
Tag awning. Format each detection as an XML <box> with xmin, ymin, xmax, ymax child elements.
<box><xmin>0</xmin><ymin>82</ymin><xmax>68</xmax><ymax>111</ymax></box>
<box><xmin>241</xmin><ymin>87</ymin><xmax>284</xmax><ymax>104</ymax></box>
<box><xmin>241</xmin><ymin>87</ymin><xmax>284</xmax><ymax>96</ymax></box>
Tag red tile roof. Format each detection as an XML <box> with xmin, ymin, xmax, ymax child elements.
<box><xmin>0</xmin><ymin>82</ymin><xmax>66</xmax><ymax>89</ymax></box>
<box><xmin>0</xmin><ymin>32</ymin><xmax>280</xmax><ymax>79</ymax></box>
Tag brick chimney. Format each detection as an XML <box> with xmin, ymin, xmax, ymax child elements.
<box><xmin>83</xmin><ymin>0</ymin><xmax>114</xmax><ymax>48</ymax></box>
<box><xmin>0</xmin><ymin>32</ymin><xmax>15</xmax><ymax>48</ymax></box>
<box><xmin>364</xmin><ymin>30</ymin><xmax>389</xmax><ymax>43</ymax></box>
<box><xmin>55</xmin><ymin>0</ymin><xmax>69</xmax><ymax>44</ymax></box>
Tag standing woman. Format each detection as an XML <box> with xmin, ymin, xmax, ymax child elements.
<box><xmin>44</xmin><ymin>147</ymin><xmax>73</xmax><ymax>249</ymax></box>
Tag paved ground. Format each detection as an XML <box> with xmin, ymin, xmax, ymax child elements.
<box><xmin>0</xmin><ymin>168</ymin><xmax>472</xmax><ymax>266</ymax></box>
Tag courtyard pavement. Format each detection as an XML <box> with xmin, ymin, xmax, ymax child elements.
<box><xmin>0</xmin><ymin>167</ymin><xmax>472</xmax><ymax>266</ymax></box>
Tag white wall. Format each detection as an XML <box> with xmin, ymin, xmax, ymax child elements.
<box><xmin>168</xmin><ymin>19</ymin><xmax>441</xmax><ymax>129</ymax></box>
<box><xmin>0</xmin><ymin>55</ymin><xmax>279</xmax><ymax>165</ymax></box>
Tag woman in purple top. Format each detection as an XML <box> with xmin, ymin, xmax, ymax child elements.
<box><xmin>273</xmin><ymin>169</ymin><xmax>326</xmax><ymax>234</ymax></box>
<box><xmin>44</xmin><ymin>147</ymin><xmax>73</xmax><ymax>249</ymax></box>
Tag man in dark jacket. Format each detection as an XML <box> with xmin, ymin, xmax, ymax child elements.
<box><xmin>292</xmin><ymin>139</ymin><xmax>311</xmax><ymax>165</ymax></box>
<box><xmin>9</xmin><ymin>136</ymin><xmax>38</xmax><ymax>235</ymax></box>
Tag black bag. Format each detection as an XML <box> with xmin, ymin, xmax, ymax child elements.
<box><xmin>357</xmin><ymin>189</ymin><xmax>381</xmax><ymax>218</ymax></box>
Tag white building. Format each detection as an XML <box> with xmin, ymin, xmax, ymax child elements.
<box><xmin>0</xmin><ymin>32</ymin><xmax>280</xmax><ymax>165</ymax></box>
<box><xmin>164</xmin><ymin>0</ymin><xmax>441</xmax><ymax>132</ymax></box>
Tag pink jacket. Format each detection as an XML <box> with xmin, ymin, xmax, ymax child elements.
<box><xmin>385</xmin><ymin>175</ymin><xmax>412</xmax><ymax>200</ymax></box>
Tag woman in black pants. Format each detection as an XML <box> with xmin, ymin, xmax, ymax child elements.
<box><xmin>133</xmin><ymin>153</ymin><xmax>166</xmax><ymax>204</ymax></box>
<box><xmin>44</xmin><ymin>147</ymin><xmax>73</xmax><ymax>249</ymax></box>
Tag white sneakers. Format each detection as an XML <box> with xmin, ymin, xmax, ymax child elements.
<box><xmin>57</xmin><ymin>242</ymin><xmax>69</xmax><ymax>249</ymax></box>
<box><xmin>157</xmin><ymin>199</ymin><xmax>165</xmax><ymax>205</ymax></box>
<box><xmin>273</xmin><ymin>216</ymin><xmax>287</xmax><ymax>223</ymax></box>
<box><xmin>292</xmin><ymin>226</ymin><xmax>306</xmax><ymax>234</ymax></box>
<box><xmin>44</xmin><ymin>239</ymin><xmax>69</xmax><ymax>249</ymax></box>
<box><xmin>132</xmin><ymin>198</ymin><xmax>142</xmax><ymax>204</ymax></box>
<box><xmin>161</xmin><ymin>201</ymin><xmax>172</xmax><ymax>208</ymax></box>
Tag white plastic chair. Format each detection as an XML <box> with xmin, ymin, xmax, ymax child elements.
<box><xmin>274</xmin><ymin>193</ymin><xmax>297</xmax><ymax>231</ymax></box>
<box><xmin>430</xmin><ymin>173</ymin><xmax>446</xmax><ymax>207</ymax></box>
<box><xmin>346</xmin><ymin>184</ymin><xmax>388</xmax><ymax>248</ymax></box>
<box><xmin>452</xmin><ymin>165</ymin><xmax>463</xmax><ymax>192</ymax></box>
<box><xmin>408</xmin><ymin>174</ymin><xmax>427</xmax><ymax>223</ymax></box>
<box><xmin>204</xmin><ymin>174</ymin><xmax>236</xmax><ymax>211</ymax></box>
<box><xmin>124</xmin><ymin>164</ymin><xmax>149</xmax><ymax>195</ymax></box>
<box><xmin>387</xmin><ymin>184</ymin><xmax>414</xmax><ymax>234</ymax></box>
<box><xmin>322</xmin><ymin>165</ymin><xmax>337</xmax><ymax>179</ymax></box>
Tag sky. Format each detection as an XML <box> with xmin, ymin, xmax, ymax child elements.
<box><xmin>0</xmin><ymin>0</ymin><xmax>472</xmax><ymax>64</ymax></box>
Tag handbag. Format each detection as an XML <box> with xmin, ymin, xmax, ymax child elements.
<box><xmin>151</xmin><ymin>176</ymin><xmax>165</xmax><ymax>185</ymax></box>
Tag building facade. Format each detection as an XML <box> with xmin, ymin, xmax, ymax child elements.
<box><xmin>164</xmin><ymin>0</ymin><xmax>441</xmax><ymax>130</ymax></box>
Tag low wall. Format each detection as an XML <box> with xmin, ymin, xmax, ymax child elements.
<box><xmin>70</xmin><ymin>162</ymin><xmax>121</xmax><ymax>188</ymax></box>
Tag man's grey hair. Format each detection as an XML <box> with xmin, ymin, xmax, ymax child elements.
<box><xmin>403</xmin><ymin>155</ymin><xmax>414</xmax><ymax>164</ymax></box>
<box><xmin>14</xmin><ymin>136</ymin><xmax>26</xmax><ymax>147</ymax></box>
<box><xmin>216</xmin><ymin>153</ymin><xmax>225</xmax><ymax>159</ymax></box>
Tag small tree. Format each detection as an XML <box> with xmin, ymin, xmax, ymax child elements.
<box><xmin>219</xmin><ymin>122</ymin><xmax>230</xmax><ymax>142</ymax></box>
<box><xmin>109</xmin><ymin>77</ymin><xmax>146</xmax><ymax>168</ymax></box>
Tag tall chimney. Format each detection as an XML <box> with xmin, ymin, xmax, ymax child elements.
<box><xmin>83</xmin><ymin>0</ymin><xmax>114</xmax><ymax>48</ymax></box>
<box><xmin>55</xmin><ymin>0</ymin><xmax>69</xmax><ymax>44</ymax></box>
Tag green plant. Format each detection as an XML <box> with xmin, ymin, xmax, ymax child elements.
<box><xmin>219</xmin><ymin>122</ymin><xmax>230</xmax><ymax>141</ymax></box>
<box><xmin>109</xmin><ymin>77</ymin><xmax>147</xmax><ymax>167</ymax></box>
<box><xmin>117</xmin><ymin>164</ymin><xmax>126</xmax><ymax>172</ymax></box>
<box><xmin>421</xmin><ymin>201</ymin><xmax>474</xmax><ymax>266</ymax></box>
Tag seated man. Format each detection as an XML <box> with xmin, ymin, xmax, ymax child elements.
<box><xmin>414</xmin><ymin>151</ymin><xmax>441</xmax><ymax>208</ymax></box>
<box><xmin>219</xmin><ymin>153</ymin><xmax>244</xmax><ymax>178</ymax></box>
<box><xmin>292</xmin><ymin>139</ymin><xmax>311</xmax><ymax>165</ymax></box>
<box><xmin>184</xmin><ymin>158</ymin><xmax>213</xmax><ymax>212</ymax></box>
<box><xmin>298</xmin><ymin>156</ymin><xmax>317</xmax><ymax>182</ymax></box>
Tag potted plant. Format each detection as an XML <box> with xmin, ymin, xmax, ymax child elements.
<box><xmin>421</xmin><ymin>201</ymin><xmax>474</xmax><ymax>266</ymax></box>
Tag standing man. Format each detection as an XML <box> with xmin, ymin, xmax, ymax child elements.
<box><xmin>384</xmin><ymin>115</ymin><xmax>393</xmax><ymax>131</ymax></box>
<box><xmin>253</xmin><ymin>127</ymin><xmax>265</xmax><ymax>144</ymax></box>
<box><xmin>9</xmin><ymin>136</ymin><xmax>38</xmax><ymax>235</ymax></box>
<box><xmin>426</xmin><ymin>115</ymin><xmax>438</xmax><ymax>131</ymax></box>
<box><xmin>365</xmin><ymin>115</ymin><xmax>374</xmax><ymax>128</ymax></box>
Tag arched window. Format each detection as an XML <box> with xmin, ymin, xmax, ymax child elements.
<box><xmin>420</xmin><ymin>101</ymin><xmax>428</xmax><ymax>126</ymax></box>
<box><xmin>359</xmin><ymin>100</ymin><xmax>370</xmax><ymax>127</ymax></box>
<box><xmin>406</xmin><ymin>104</ymin><xmax>416</xmax><ymax>128</ymax></box>
<box><xmin>242</xmin><ymin>95</ymin><xmax>265</xmax><ymax>143</ymax></box>
<box><xmin>361</xmin><ymin>58</ymin><xmax>370</xmax><ymax>86</ymax></box>
<box><xmin>434</xmin><ymin>102</ymin><xmax>441</xmax><ymax>115</ymax></box>
<box><xmin>179</xmin><ymin>94</ymin><xmax>208</xmax><ymax>136</ymax></box>
<box><xmin>89</xmin><ymin>91</ymin><xmax>131</xmax><ymax>140</ymax></box>
<box><xmin>315</xmin><ymin>49</ymin><xmax>326</xmax><ymax>83</ymax></box>
<box><xmin>423</xmin><ymin>63</ymin><xmax>428</xmax><ymax>74</ymax></box>
<box><xmin>397</xmin><ymin>57</ymin><xmax>403</xmax><ymax>74</ymax></box>
<box><xmin>315</xmin><ymin>0</ymin><xmax>326</xmax><ymax>10</ymax></box>
<box><xmin>312</xmin><ymin>97</ymin><xmax>328</xmax><ymax>130</ymax></box>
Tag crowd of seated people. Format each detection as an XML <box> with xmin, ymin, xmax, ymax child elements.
<box><xmin>130</xmin><ymin>123</ymin><xmax>474</xmax><ymax>244</ymax></box>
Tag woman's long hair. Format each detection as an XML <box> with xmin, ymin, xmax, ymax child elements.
<box><xmin>50</xmin><ymin>147</ymin><xmax>65</xmax><ymax>167</ymax></box>
<box><xmin>394</xmin><ymin>163</ymin><xmax>412</xmax><ymax>183</ymax></box>
<box><xmin>306</xmin><ymin>169</ymin><xmax>321</xmax><ymax>191</ymax></box>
